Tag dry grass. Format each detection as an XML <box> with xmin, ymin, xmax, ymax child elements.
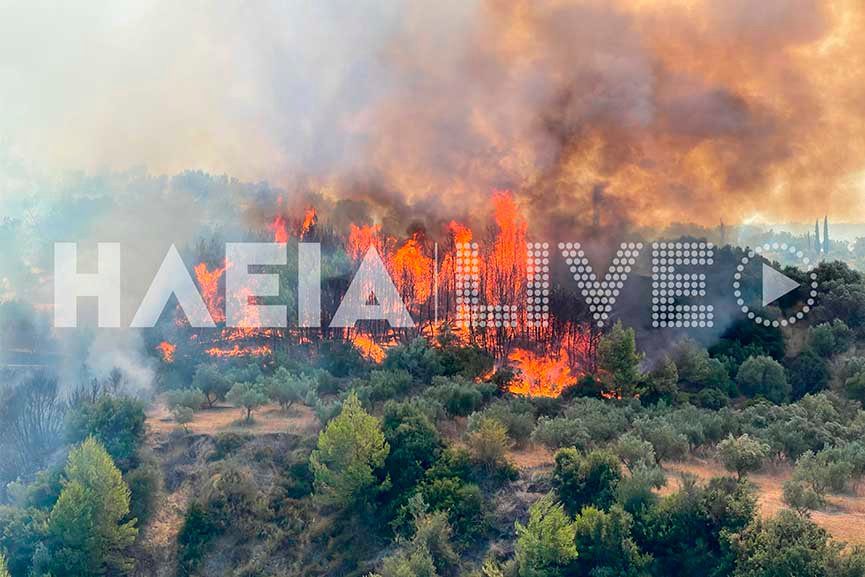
<box><xmin>665</xmin><ymin>459</ymin><xmax>865</xmax><ymax>546</ymax></box>
<box><xmin>146</xmin><ymin>398</ymin><xmax>320</xmax><ymax>438</ymax></box>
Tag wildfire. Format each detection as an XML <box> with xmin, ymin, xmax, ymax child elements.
<box><xmin>194</xmin><ymin>262</ymin><xmax>226</xmax><ymax>323</ymax></box>
<box><xmin>488</xmin><ymin>191</ymin><xmax>527</xmax><ymax>301</ymax></box>
<box><xmin>205</xmin><ymin>344</ymin><xmax>273</xmax><ymax>358</ymax></box>
<box><xmin>301</xmin><ymin>207</ymin><xmax>317</xmax><ymax>237</ymax></box>
<box><xmin>508</xmin><ymin>346</ymin><xmax>575</xmax><ymax>398</ymax></box>
<box><xmin>350</xmin><ymin>333</ymin><xmax>386</xmax><ymax>364</ymax></box>
<box><xmin>269</xmin><ymin>215</ymin><xmax>289</xmax><ymax>243</ymax></box>
<box><xmin>448</xmin><ymin>220</ymin><xmax>473</xmax><ymax>245</ymax></box>
<box><xmin>156</xmin><ymin>341</ymin><xmax>176</xmax><ymax>363</ymax></box>
<box><xmin>391</xmin><ymin>232</ymin><xmax>433</xmax><ymax>302</ymax></box>
<box><xmin>347</xmin><ymin>223</ymin><xmax>383</xmax><ymax>260</ymax></box>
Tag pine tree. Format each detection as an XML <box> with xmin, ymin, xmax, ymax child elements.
<box><xmin>47</xmin><ymin>437</ymin><xmax>138</xmax><ymax>577</ymax></box>
<box><xmin>309</xmin><ymin>391</ymin><xmax>390</xmax><ymax>510</ymax></box>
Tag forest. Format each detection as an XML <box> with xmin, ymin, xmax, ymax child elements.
<box><xmin>3</xmin><ymin>253</ymin><xmax>865</xmax><ymax>576</ymax></box>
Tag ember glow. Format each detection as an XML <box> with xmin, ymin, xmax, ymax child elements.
<box><xmin>205</xmin><ymin>344</ymin><xmax>273</xmax><ymax>358</ymax></box>
<box><xmin>156</xmin><ymin>341</ymin><xmax>176</xmax><ymax>363</ymax></box>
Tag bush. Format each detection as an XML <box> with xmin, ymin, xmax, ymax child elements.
<box><xmin>632</xmin><ymin>418</ymin><xmax>689</xmax><ymax>464</ymax></box>
<box><xmin>792</xmin><ymin>450</ymin><xmax>855</xmax><ymax>496</ymax></box>
<box><xmin>552</xmin><ymin>448</ymin><xmax>621</xmax><ymax>515</ymax></box>
<box><xmin>572</xmin><ymin>505</ymin><xmax>650</xmax><ymax>576</ymax></box>
<box><xmin>165</xmin><ymin>388</ymin><xmax>206</xmax><ymax>412</ymax></box>
<box><xmin>717</xmin><ymin>434</ymin><xmax>770</xmax><ymax>479</ymax></box>
<box><xmin>514</xmin><ymin>494</ymin><xmax>578</xmax><ymax>577</ymax></box>
<box><xmin>381</xmin><ymin>401</ymin><xmax>443</xmax><ymax>503</ymax></box>
<box><xmin>845</xmin><ymin>369</ymin><xmax>865</xmax><ymax>405</ymax></box>
<box><xmin>615</xmin><ymin>432</ymin><xmax>657</xmax><ymax>473</ymax></box>
<box><xmin>177</xmin><ymin>502</ymin><xmax>219</xmax><ymax>576</ymax></box>
<box><xmin>736</xmin><ymin>355</ymin><xmax>790</xmax><ymax>404</ymax></box>
<box><xmin>465</xmin><ymin>417</ymin><xmax>512</xmax><ymax>473</ymax></box>
<box><xmin>470</xmin><ymin>399</ymin><xmax>536</xmax><ymax>446</ymax></box>
<box><xmin>531</xmin><ymin>417</ymin><xmax>590</xmax><ymax>450</ymax></box>
<box><xmin>125</xmin><ymin>453</ymin><xmax>162</xmax><ymax>526</ymax></box>
<box><xmin>424</xmin><ymin>377</ymin><xmax>491</xmax><ymax>416</ymax></box>
<box><xmin>358</xmin><ymin>369</ymin><xmax>413</xmax><ymax>404</ymax></box>
<box><xmin>192</xmin><ymin>363</ymin><xmax>232</xmax><ymax>407</ymax></box>
<box><xmin>265</xmin><ymin>368</ymin><xmax>316</xmax><ymax>409</ymax></box>
<box><xmin>783</xmin><ymin>479</ymin><xmax>825</xmax><ymax>513</ymax></box>
<box><xmin>226</xmin><ymin>382</ymin><xmax>268</xmax><ymax>422</ymax></box>
<box><xmin>384</xmin><ymin>337</ymin><xmax>444</xmax><ymax>382</ymax></box>
<box><xmin>417</xmin><ymin>477</ymin><xmax>486</xmax><ymax>544</ymax></box>
<box><xmin>697</xmin><ymin>387</ymin><xmax>729</xmax><ymax>410</ymax></box>
<box><xmin>65</xmin><ymin>396</ymin><xmax>147</xmax><ymax>471</ymax></box>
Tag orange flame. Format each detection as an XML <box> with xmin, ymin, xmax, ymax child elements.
<box><xmin>347</xmin><ymin>223</ymin><xmax>383</xmax><ymax>260</ymax></box>
<box><xmin>156</xmin><ymin>341</ymin><xmax>176</xmax><ymax>363</ymax></box>
<box><xmin>269</xmin><ymin>215</ymin><xmax>289</xmax><ymax>243</ymax></box>
<box><xmin>488</xmin><ymin>190</ymin><xmax>527</xmax><ymax>301</ymax></box>
<box><xmin>390</xmin><ymin>232</ymin><xmax>433</xmax><ymax>302</ymax></box>
<box><xmin>447</xmin><ymin>220</ymin><xmax>473</xmax><ymax>244</ymax></box>
<box><xmin>301</xmin><ymin>207</ymin><xmax>317</xmax><ymax>237</ymax></box>
<box><xmin>193</xmin><ymin>262</ymin><xmax>226</xmax><ymax>323</ymax></box>
<box><xmin>508</xmin><ymin>346</ymin><xmax>575</xmax><ymax>398</ymax></box>
<box><xmin>350</xmin><ymin>333</ymin><xmax>386</xmax><ymax>364</ymax></box>
<box><xmin>205</xmin><ymin>344</ymin><xmax>272</xmax><ymax>358</ymax></box>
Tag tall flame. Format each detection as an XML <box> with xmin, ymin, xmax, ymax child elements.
<box><xmin>269</xmin><ymin>215</ymin><xmax>289</xmax><ymax>243</ymax></box>
<box><xmin>301</xmin><ymin>207</ymin><xmax>317</xmax><ymax>237</ymax></box>
<box><xmin>347</xmin><ymin>223</ymin><xmax>383</xmax><ymax>260</ymax></box>
<box><xmin>391</xmin><ymin>232</ymin><xmax>433</xmax><ymax>302</ymax></box>
<box><xmin>193</xmin><ymin>262</ymin><xmax>226</xmax><ymax>323</ymax></box>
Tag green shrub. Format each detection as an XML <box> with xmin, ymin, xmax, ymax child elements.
<box><xmin>226</xmin><ymin>382</ymin><xmax>268</xmax><ymax>422</ymax></box>
<box><xmin>531</xmin><ymin>417</ymin><xmax>590</xmax><ymax>450</ymax></box>
<box><xmin>424</xmin><ymin>377</ymin><xmax>489</xmax><ymax>416</ymax></box>
<box><xmin>65</xmin><ymin>396</ymin><xmax>147</xmax><ymax>471</ymax></box>
<box><xmin>717</xmin><ymin>434</ymin><xmax>770</xmax><ymax>479</ymax></box>
<box><xmin>552</xmin><ymin>448</ymin><xmax>621</xmax><ymax>515</ymax></box>
<box><xmin>514</xmin><ymin>494</ymin><xmax>578</xmax><ymax>577</ymax></box>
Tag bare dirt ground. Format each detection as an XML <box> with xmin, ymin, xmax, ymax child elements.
<box><xmin>665</xmin><ymin>459</ymin><xmax>865</xmax><ymax>546</ymax></box>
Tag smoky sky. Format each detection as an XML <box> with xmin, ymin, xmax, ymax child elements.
<box><xmin>2</xmin><ymin>0</ymin><xmax>865</xmax><ymax>230</ymax></box>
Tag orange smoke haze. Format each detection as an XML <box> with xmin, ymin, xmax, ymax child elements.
<box><xmin>353</xmin><ymin>0</ymin><xmax>865</xmax><ymax>229</ymax></box>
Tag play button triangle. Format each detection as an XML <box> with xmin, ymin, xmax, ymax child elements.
<box><xmin>762</xmin><ymin>263</ymin><xmax>801</xmax><ymax>307</ymax></box>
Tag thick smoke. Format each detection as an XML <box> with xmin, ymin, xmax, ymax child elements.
<box><xmin>2</xmin><ymin>0</ymin><xmax>865</xmax><ymax>388</ymax></box>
